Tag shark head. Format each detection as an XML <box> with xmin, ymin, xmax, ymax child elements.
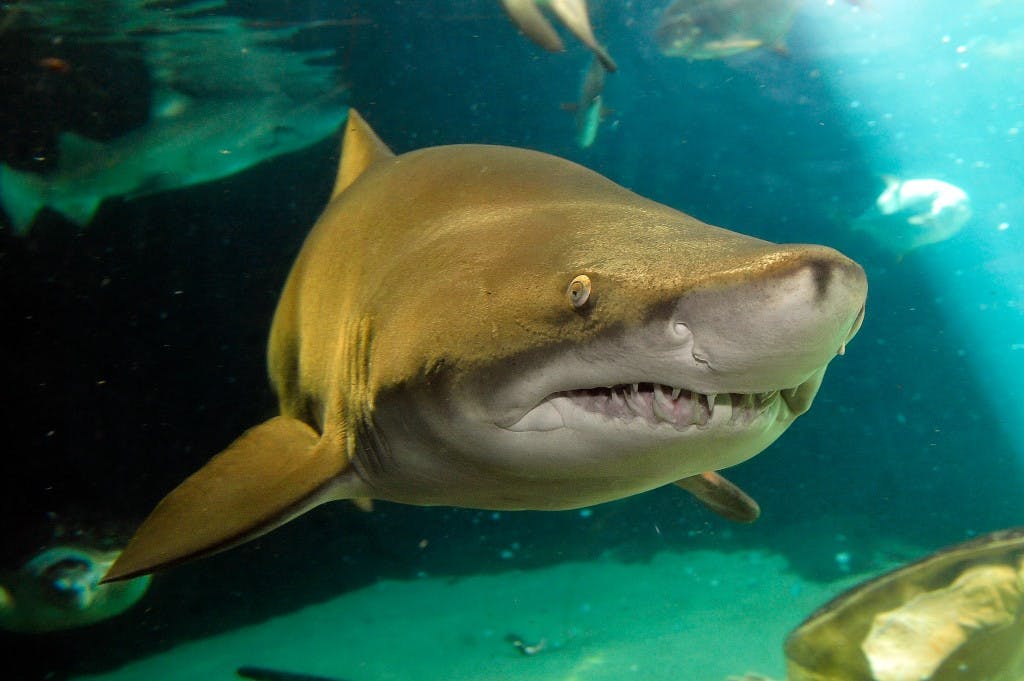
<box><xmin>355</xmin><ymin>143</ymin><xmax>867</xmax><ymax>509</ymax></box>
<box><xmin>440</xmin><ymin>250</ymin><xmax>863</xmax><ymax>503</ymax></box>
<box><xmin>102</xmin><ymin>110</ymin><xmax>866</xmax><ymax>582</ymax></box>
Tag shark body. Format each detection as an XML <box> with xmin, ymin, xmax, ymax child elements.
<box><xmin>104</xmin><ymin>110</ymin><xmax>867</xmax><ymax>582</ymax></box>
<box><xmin>1</xmin><ymin>1</ymin><xmax>345</xmax><ymax>234</ymax></box>
<box><xmin>0</xmin><ymin>95</ymin><xmax>345</xmax><ymax>233</ymax></box>
<box><xmin>655</xmin><ymin>0</ymin><xmax>799</xmax><ymax>60</ymax></box>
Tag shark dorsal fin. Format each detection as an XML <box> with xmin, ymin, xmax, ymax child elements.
<box><xmin>331</xmin><ymin>109</ymin><xmax>394</xmax><ymax>200</ymax></box>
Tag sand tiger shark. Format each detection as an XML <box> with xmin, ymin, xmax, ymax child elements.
<box><xmin>103</xmin><ymin>110</ymin><xmax>867</xmax><ymax>582</ymax></box>
<box><xmin>0</xmin><ymin>1</ymin><xmax>344</xmax><ymax>234</ymax></box>
<box><xmin>0</xmin><ymin>94</ymin><xmax>345</xmax><ymax>233</ymax></box>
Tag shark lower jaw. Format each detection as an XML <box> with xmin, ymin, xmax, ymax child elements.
<box><xmin>502</xmin><ymin>375</ymin><xmax>817</xmax><ymax>435</ymax></box>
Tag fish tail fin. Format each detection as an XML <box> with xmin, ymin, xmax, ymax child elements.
<box><xmin>102</xmin><ymin>416</ymin><xmax>352</xmax><ymax>582</ymax></box>
<box><xmin>0</xmin><ymin>163</ymin><xmax>105</xmax><ymax>233</ymax></box>
<box><xmin>0</xmin><ymin>163</ymin><xmax>48</xmax><ymax>235</ymax></box>
<box><xmin>51</xmin><ymin>193</ymin><xmax>104</xmax><ymax>229</ymax></box>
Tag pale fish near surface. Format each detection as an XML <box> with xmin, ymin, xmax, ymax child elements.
<box><xmin>853</xmin><ymin>175</ymin><xmax>972</xmax><ymax>255</ymax></box>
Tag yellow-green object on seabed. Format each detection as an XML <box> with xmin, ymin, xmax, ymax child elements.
<box><xmin>0</xmin><ymin>546</ymin><xmax>151</xmax><ymax>632</ymax></box>
<box><xmin>783</xmin><ymin>527</ymin><xmax>1024</xmax><ymax>681</ymax></box>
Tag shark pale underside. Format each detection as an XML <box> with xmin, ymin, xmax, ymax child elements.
<box><xmin>104</xmin><ymin>110</ymin><xmax>866</xmax><ymax>582</ymax></box>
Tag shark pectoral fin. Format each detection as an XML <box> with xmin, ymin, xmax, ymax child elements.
<box><xmin>674</xmin><ymin>472</ymin><xmax>761</xmax><ymax>523</ymax></box>
<box><xmin>103</xmin><ymin>416</ymin><xmax>346</xmax><ymax>582</ymax></box>
<box><xmin>501</xmin><ymin>0</ymin><xmax>565</xmax><ymax>52</ymax></box>
<box><xmin>331</xmin><ymin>109</ymin><xmax>395</xmax><ymax>200</ymax></box>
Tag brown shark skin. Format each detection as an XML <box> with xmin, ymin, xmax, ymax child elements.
<box><xmin>104</xmin><ymin>111</ymin><xmax>866</xmax><ymax>582</ymax></box>
<box><xmin>274</xmin><ymin>147</ymin><xmax>850</xmax><ymax>411</ymax></box>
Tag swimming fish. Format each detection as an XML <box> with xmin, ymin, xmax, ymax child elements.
<box><xmin>103</xmin><ymin>110</ymin><xmax>866</xmax><ymax>582</ymax></box>
<box><xmin>853</xmin><ymin>175</ymin><xmax>972</xmax><ymax>255</ymax></box>
<box><xmin>0</xmin><ymin>93</ymin><xmax>345</xmax><ymax>234</ymax></box>
<box><xmin>655</xmin><ymin>0</ymin><xmax>800</xmax><ymax>60</ymax></box>
<box><xmin>565</xmin><ymin>56</ymin><xmax>608</xmax><ymax>148</ymax></box>
<box><xmin>501</xmin><ymin>0</ymin><xmax>617</xmax><ymax>72</ymax></box>
<box><xmin>0</xmin><ymin>3</ymin><xmax>344</xmax><ymax>234</ymax></box>
<box><xmin>0</xmin><ymin>546</ymin><xmax>150</xmax><ymax>632</ymax></box>
<box><xmin>728</xmin><ymin>527</ymin><xmax>1024</xmax><ymax>681</ymax></box>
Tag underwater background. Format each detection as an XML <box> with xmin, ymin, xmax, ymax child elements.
<box><xmin>1</xmin><ymin>1</ymin><xmax>1022</xmax><ymax>679</ymax></box>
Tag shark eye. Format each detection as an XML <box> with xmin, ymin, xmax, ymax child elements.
<box><xmin>567</xmin><ymin>274</ymin><xmax>592</xmax><ymax>309</ymax></box>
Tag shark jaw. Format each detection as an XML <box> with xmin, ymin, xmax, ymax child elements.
<box><xmin>400</xmin><ymin>358</ymin><xmax>826</xmax><ymax>512</ymax></box>
<box><xmin>506</xmin><ymin>381</ymin><xmax>799</xmax><ymax>433</ymax></box>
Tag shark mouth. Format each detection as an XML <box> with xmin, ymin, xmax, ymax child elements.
<box><xmin>505</xmin><ymin>381</ymin><xmax>808</xmax><ymax>433</ymax></box>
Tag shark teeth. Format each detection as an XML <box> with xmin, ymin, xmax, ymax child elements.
<box><xmin>757</xmin><ymin>390</ymin><xmax>779</xmax><ymax>410</ymax></box>
<box><xmin>554</xmin><ymin>383</ymin><xmax>782</xmax><ymax>430</ymax></box>
<box><xmin>653</xmin><ymin>384</ymin><xmax>676</xmax><ymax>422</ymax></box>
<box><xmin>694</xmin><ymin>393</ymin><xmax>712</xmax><ymax>427</ymax></box>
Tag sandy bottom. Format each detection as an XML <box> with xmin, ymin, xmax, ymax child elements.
<box><xmin>73</xmin><ymin>549</ymin><xmax>877</xmax><ymax>681</ymax></box>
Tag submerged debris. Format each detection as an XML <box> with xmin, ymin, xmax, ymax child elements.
<box><xmin>505</xmin><ymin>632</ymin><xmax>549</xmax><ymax>656</ymax></box>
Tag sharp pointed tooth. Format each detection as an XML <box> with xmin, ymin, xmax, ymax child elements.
<box><xmin>631</xmin><ymin>383</ymin><xmax>639</xmax><ymax>394</ymax></box>
<box><xmin>625</xmin><ymin>387</ymin><xmax>647</xmax><ymax>416</ymax></box>
<box><xmin>838</xmin><ymin>342</ymin><xmax>846</xmax><ymax>356</ymax></box>
<box><xmin>706</xmin><ymin>393</ymin><xmax>717</xmax><ymax>418</ymax></box>
<box><xmin>653</xmin><ymin>391</ymin><xmax>675</xmax><ymax>422</ymax></box>
<box><xmin>756</xmin><ymin>390</ymin><xmax>778</xmax><ymax>410</ymax></box>
<box><xmin>720</xmin><ymin>396</ymin><xmax>734</xmax><ymax>424</ymax></box>
<box><xmin>654</xmin><ymin>385</ymin><xmax>674</xmax><ymax>414</ymax></box>
<box><xmin>692</xmin><ymin>394</ymin><xmax>711</xmax><ymax>426</ymax></box>
<box><xmin>671</xmin><ymin>387</ymin><xmax>681</xmax><ymax>400</ymax></box>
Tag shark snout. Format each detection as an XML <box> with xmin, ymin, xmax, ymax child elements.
<box><xmin>671</xmin><ymin>244</ymin><xmax>867</xmax><ymax>394</ymax></box>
